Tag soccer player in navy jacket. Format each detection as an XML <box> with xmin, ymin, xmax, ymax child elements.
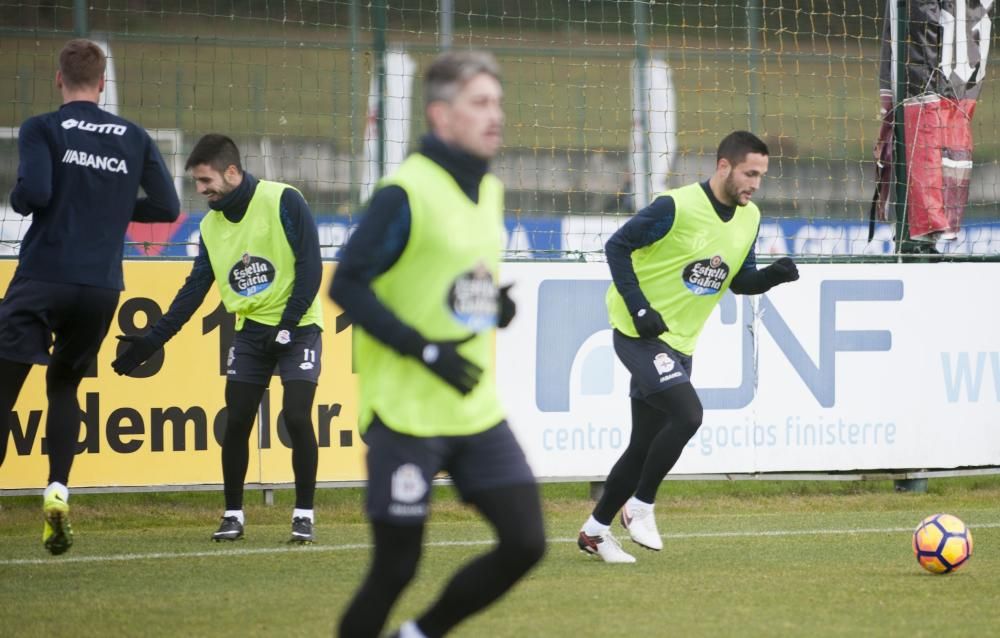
<box><xmin>0</xmin><ymin>39</ymin><xmax>180</xmax><ymax>554</ymax></box>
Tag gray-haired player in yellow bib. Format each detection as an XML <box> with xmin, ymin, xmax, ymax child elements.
<box><xmin>330</xmin><ymin>51</ymin><xmax>545</xmax><ymax>638</ymax></box>
<box><xmin>577</xmin><ymin>131</ymin><xmax>800</xmax><ymax>563</ymax></box>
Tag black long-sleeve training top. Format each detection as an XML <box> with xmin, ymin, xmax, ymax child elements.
<box><xmin>149</xmin><ymin>172</ymin><xmax>323</xmax><ymax>344</ymax></box>
<box><xmin>328</xmin><ymin>134</ymin><xmax>490</xmax><ymax>354</ymax></box>
<box><xmin>9</xmin><ymin>100</ymin><xmax>180</xmax><ymax>290</ymax></box>
<box><xmin>606</xmin><ymin>181</ymin><xmax>776</xmax><ymax>310</ymax></box>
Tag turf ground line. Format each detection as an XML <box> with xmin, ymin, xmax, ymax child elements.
<box><xmin>4</xmin><ymin>521</ymin><xmax>998</xmax><ymax>567</ymax></box>
<box><xmin>663</xmin><ymin>522</ymin><xmax>1000</xmax><ymax>538</ymax></box>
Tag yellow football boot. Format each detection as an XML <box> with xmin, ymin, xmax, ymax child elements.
<box><xmin>42</xmin><ymin>493</ymin><xmax>73</xmax><ymax>555</ymax></box>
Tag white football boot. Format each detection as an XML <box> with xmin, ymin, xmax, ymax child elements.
<box><xmin>577</xmin><ymin>529</ymin><xmax>637</xmax><ymax>563</ymax></box>
<box><xmin>620</xmin><ymin>502</ymin><xmax>663</xmax><ymax>551</ymax></box>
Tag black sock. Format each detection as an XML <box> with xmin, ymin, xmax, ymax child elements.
<box><xmin>633</xmin><ymin>382</ymin><xmax>703</xmax><ymax>503</ymax></box>
<box><xmin>592</xmin><ymin>397</ymin><xmax>667</xmax><ymax>524</ymax></box>
<box><xmin>0</xmin><ymin>359</ymin><xmax>32</xmax><ymax>468</ymax></box>
<box><xmin>592</xmin><ymin>383</ymin><xmax>703</xmax><ymax>522</ymax></box>
<box><xmin>282</xmin><ymin>381</ymin><xmax>318</xmax><ymax>510</ymax></box>
<box><xmin>221</xmin><ymin>381</ymin><xmax>266</xmax><ymax>511</ymax></box>
<box><xmin>417</xmin><ymin>483</ymin><xmax>546</xmax><ymax>637</ymax></box>
<box><xmin>45</xmin><ymin>366</ymin><xmax>85</xmax><ymax>486</ymax></box>
<box><xmin>338</xmin><ymin>521</ymin><xmax>424</xmax><ymax>638</ymax></box>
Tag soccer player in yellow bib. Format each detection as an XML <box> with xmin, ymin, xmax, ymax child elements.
<box><xmin>577</xmin><ymin>131</ymin><xmax>800</xmax><ymax>563</ymax></box>
<box><xmin>330</xmin><ymin>51</ymin><xmax>545</xmax><ymax>638</ymax></box>
<box><xmin>112</xmin><ymin>134</ymin><xmax>324</xmax><ymax>544</ymax></box>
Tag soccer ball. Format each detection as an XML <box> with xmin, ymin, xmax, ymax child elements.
<box><xmin>912</xmin><ymin>513</ymin><xmax>973</xmax><ymax>574</ymax></box>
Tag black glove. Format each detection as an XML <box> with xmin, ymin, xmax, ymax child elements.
<box><xmin>632</xmin><ymin>306</ymin><xmax>669</xmax><ymax>339</ymax></box>
<box><xmin>265</xmin><ymin>324</ymin><xmax>295</xmax><ymax>357</ymax></box>
<box><xmin>414</xmin><ymin>334</ymin><xmax>483</xmax><ymax>395</ymax></box>
<box><xmin>764</xmin><ymin>257</ymin><xmax>800</xmax><ymax>286</ymax></box>
<box><xmin>9</xmin><ymin>188</ymin><xmax>30</xmax><ymax>216</ymax></box>
<box><xmin>498</xmin><ymin>284</ymin><xmax>516</xmax><ymax>329</ymax></box>
<box><xmin>111</xmin><ymin>334</ymin><xmax>162</xmax><ymax>375</ymax></box>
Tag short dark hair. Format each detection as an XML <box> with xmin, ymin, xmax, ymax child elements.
<box><xmin>424</xmin><ymin>50</ymin><xmax>501</xmax><ymax>106</ymax></box>
<box><xmin>59</xmin><ymin>39</ymin><xmax>106</xmax><ymax>90</ymax></box>
<box><xmin>185</xmin><ymin>134</ymin><xmax>243</xmax><ymax>173</ymax></box>
<box><xmin>717</xmin><ymin>130</ymin><xmax>769</xmax><ymax>166</ymax></box>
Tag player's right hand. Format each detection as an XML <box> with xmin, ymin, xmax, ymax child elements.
<box><xmin>417</xmin><ymin>334</ymin><xmax>483</xmax><ymax>395</ymax></box>
<box><xmin>632</xmin><ymin>307</ymin><xmax>669</xmax><ymax>339</ymax></box>
<box><xmin>264</xmin><ymin>324</ymin><xmax>295</xmax><ymax>357</ymax></box>
<box><xmin>111</xmin><ymin>334</ymin><xmax>162</xmax><ymax>375</ymax></box>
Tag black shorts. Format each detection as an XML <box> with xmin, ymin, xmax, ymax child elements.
<box><xmin>613</xmin><ymin>329</ymin><xmax>694</xmax><ymax>399</ymax></box>
<box><xmin>0</xmin><ymin>275</ymin><xmax>120</xmax><ymax>374</ymax></box>
<box><xmin>363</xmin><ymin>417</ymin><xmax>537</xmax><ymax>525</ymax></box>
<box><xmin>226</xmin><ymin>324</ymin><xmax>323</xmax><ymax>386</ymax></box>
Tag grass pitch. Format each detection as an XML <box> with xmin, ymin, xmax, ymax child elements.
<box><xmin>2</xmin><ymin>478</ymin><xmax>999</xmax><ymax>637</ymax></box>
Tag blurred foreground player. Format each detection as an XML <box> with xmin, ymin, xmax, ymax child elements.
<box><xmin>330</xmin><ymin>50</ymin><xmax>545</xmax><ymax>638</ymax></box>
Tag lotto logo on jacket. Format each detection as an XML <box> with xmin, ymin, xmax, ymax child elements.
<box><xmin>60</xmin><ymin>118</ymin><xmax>128</xmax><ymax>135</ymax></box>
<box><xmin>229</xmin><ymin>253</ymin><xmax>275</xmax><ymax>296</ymax></box>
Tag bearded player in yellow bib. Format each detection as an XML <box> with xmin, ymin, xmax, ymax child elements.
<box><xmin>577</xmin><ymin>131</ymin><xmax>800</xmax><ymax>563</ymax></box>
<box><xmin>112</xmin><ymin>134</ymin><xmax>324</xmax><ymax>544</ymax></box>
<box><xmin>330</xmin><ymin>51</ymin><xmax>545</xmax><ymax>638</ymax></box>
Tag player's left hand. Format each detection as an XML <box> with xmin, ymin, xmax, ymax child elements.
<box><xmin>111</xmin><ymin>334</ymin><xmax>162</xmax><ymax>375</ymax></box>
<box><xmin>265</xmin><ymin>325</ymin><xmax>295</xmax><ymax>357</ymax></box>
<box><xmin>765</xmin><ymin>257</ymin><xmax>799</xmax><ymax>285</ymax></box>
<box><xmin>632</xmin><ymin>306</ymin><xmax>669</xmax><ymax>339</ymax></box>
<box><xmin>498</xmin><ymin>283</ymin><xmax>516</xmax><ymax>328</ymax></box>
<box><xmin>418</xmin><ymin>334</ymin><xmax>482</xmax><ymax>395</ymax></box>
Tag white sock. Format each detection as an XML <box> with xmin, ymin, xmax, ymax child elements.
<box><xmin>44</xmin><ymin>482</ymin><xmax>69</xmax><ymax>502</ymax></box>
<box><xmin>398</xmin><ymin>620</ymin><xmax>428</xmax><ymax>638</ymax></box>
<box><xmin>626</xmin><ymin>496</ymin><xmax>654</xmax><ymax>511</ymax></box>
<box><xmin>582</xmin><ymin>515</ymin><xmax>610</xmax><ymax>537</ymax></box>
<box><xmin>292</xmin><ymin>508</ymin><xmax>314</xmax><ymax>522</ymax></box>
<box><xmin>224</xmin><ymin>509</ymin><xmax>245</xmax><ymax>525</ymax></box>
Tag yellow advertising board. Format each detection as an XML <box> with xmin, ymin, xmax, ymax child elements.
<box><xmin>1</xmin><ymin>260</ymin><xmax>366</xmax><ymax>490</ymax></box>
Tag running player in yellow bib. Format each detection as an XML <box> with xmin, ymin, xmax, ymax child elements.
<box><xmin>577</xmin><ymin>131</ymin><xmax>800</xmax><ymax>563</ymax></box>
